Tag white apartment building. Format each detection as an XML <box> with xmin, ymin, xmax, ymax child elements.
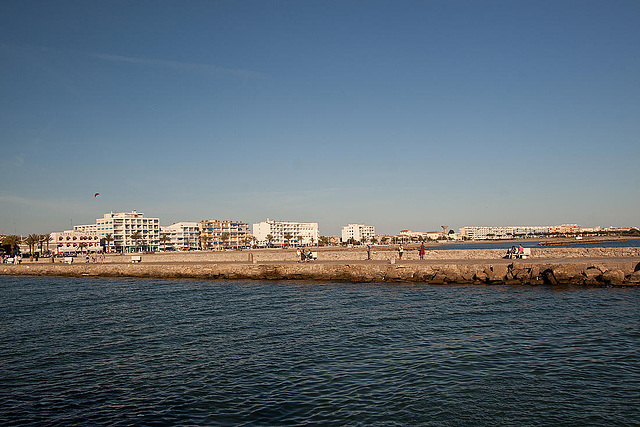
<box><xmin>51</xmin><ymin>230</ymin><xmax>101</xmax><ymax>254</ymax></box>
<box><xmin>160</xmin><ymin>222</ymin><xmax>200</xmax><ymax>251</ymax></box>
<box><xmin>458</xmin><ymin>225</ymin><xmax>551</xmax><ymax>240</ymax></box>
<box><xmin>397</xmin><ymin>230</ymin><xmax>446</xmax><ymax>241</ymax></box>
<box><xmin>252</xmin><ymin>219</ymin><xmax>319</xmax><ymax>247</ymax></box>
<box><xmin>199</xmin><ymin>219</ymin><xmax>250</xmax><ymax>250</ymax></box>
<box><xmin>425</xmin><ymin>231</ymin><xmax>446</xmax><ymax>240</ymax></box>
<box><xmin>399</xmin><ymin>230</ymin><xmax>426</xmax><ymax>241</ymax></box>
<box><xmin>91</xmin><ymin>211</ymin><xmax>160</xmax><ymax>252</ymax></box>
<box><xmin>341</xmin><ymin>224</ymin><xmax>375</xmax><ymax>243</ymax></box>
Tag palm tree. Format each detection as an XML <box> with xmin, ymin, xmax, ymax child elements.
<box><xmin>251</xmin><ymin>236</ymin><xmax>257</xmax><ymax>248</ymax></box>
<box><xmin>243</xmin><ymin>236</ymin><xmax>251</xmax><ymax>249</ymax></box>
<box><xmin>160</xmin><ymin>234</ymin><xmax>170</xmax><ymax>252</ymax></box>
<box><xmin>26</xmin><ymin>234</ymin><xmax>39</xmax><ymax>256</ymax></box>
<box><xmin>220</xmin><ymin>233</ymin><xmax>229</xmax><ymax>249</ymax></box>
<box><xmin>2</xmin><ymin>235</ymin><xmax>21</xmax><ymax>256</ymax></box>
<box><xmin>266</xmin><ymin>234</ymin><xmax>274</xmax><ymax>248</ymax></box>
<box><xmin>199</xmin><ymin>234</ymin><xmax>209</xmax><ymax>250</ymax></box>
<box><xmin>284</xmin><ymin>232</ymin><xmax>292</xmax><ymax>248</ymax></box>
<box><xmin>41</xmin><ymin>234</ymin><xmax>52</xmax><ymax>255</ymax></box>
<box><xmin>130</xmin><ymin>231</ymin><xmax>142</xmax><ymax>253</ymax></box>
<box><xmin>371</xmin><ymin>236</ymin><xmax>378</xmax><ymax>245</ymax></box>
<box><xmin>77</xmin><ymin>242</ymin><xmax>87</xmax><ymax>256</ymax></box>
<box><xmin>380</xmin><ymin>236</ymin><xmax>389</xmax><ymax>245</ymax></box>
<box><xmin>104</xmin><ymin>233</ymin><xmax>114</xmax><ymax>253</ymax></box>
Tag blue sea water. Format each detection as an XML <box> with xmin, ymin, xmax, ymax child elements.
<box><xmin>432</xmin><ymin>238</ymin><xmax>640</xmax><ymax>251</ymax></box>
<box><xmin>1</xmin><ymin>277</ymin><xmax>639</xmax><ymax>426</ymax></box>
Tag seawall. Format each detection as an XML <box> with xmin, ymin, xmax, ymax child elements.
<box><xmin>2</xmin><ymin>247</ymin><xmax>640</xmax><ymax>286</ymax></box>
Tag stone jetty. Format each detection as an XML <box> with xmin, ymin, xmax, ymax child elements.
<box><xmin>2</xmin><ymin>246</ymin><xmax>639</xmax><ymax>286</ymax></box>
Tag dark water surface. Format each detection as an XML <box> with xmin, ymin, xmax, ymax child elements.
<box><xmin>1</xmin><ymin>277</ymin><xmax>639</xmax><ymax>426</ymax></box>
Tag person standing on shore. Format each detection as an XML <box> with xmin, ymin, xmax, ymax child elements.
<box><xmin>398</xmin><ymin>245</ymin><xmax>404</xmax><ymax>260</ymax></box>
<box><xmin>419</xmin><ymin>243</ymin><xmax>425</xmax><ymax>260</ymax></box>
<box><xmin>367</xmin><ymin>244</ymin><xmax>372</xmax><ymax>260</ymax></box>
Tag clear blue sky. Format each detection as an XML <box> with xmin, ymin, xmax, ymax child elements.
<box><xmin>1</xmin><ymin>0</ymin><xmax>639</xmax><ymax>236</ymax></box>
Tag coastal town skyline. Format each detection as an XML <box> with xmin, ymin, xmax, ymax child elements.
<box><xmin>4</xmin><ymin>207</ymin><xmax>639</xmax><ymax>257</ymax></box>
<box><xmin>2</xmin><ymin>1</ymin><xmax>639</xmax><ymax>236</ymax></box>
<box><xmin>2</xmin><ymin>206</ymin><xmax>638</xmax><ymax>242</ymax></box>
<box><xmin>1</xmin><ymin>204</ymin><xmax>639</xmax><ymax>238</ymax></box>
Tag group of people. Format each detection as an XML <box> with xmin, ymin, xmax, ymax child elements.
<box><xmin>396</xmin><ymin>243</ymin><xmax>430</xmax><ymax>260</ymax></box>
<box><xmin>1</xmin><ymin>254</ymin><xmax>21</xmax><ymax>264</ymax></box>
<box><xmin>296</xmin><ymin>248</ymin><xmax>315</xmax><ymax>262</ymax></box>
<box><xmin>506</xmin><ymin>244</ymin><xmax>525</xmax><ymax>259</ymax></box>
<box><xmin>85</xmin><ymin>253</ymin><xmax>105</xmax><ymax>263</ymax></box>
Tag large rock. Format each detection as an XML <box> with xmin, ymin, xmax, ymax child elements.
<box><xmin>459</xmin><ymin>267</ymin><xmax>477</xmax><ymax>283</ymax></box>
<box><xmin>627</xmin><ymin>271</ymin><xmax>640</xmax><ymax>283</ymax></box>
<box><xmin>602</xmin><ymin>269</ymin><xmax>625</xmax><ymax>286</ymax></box>
<box><xmin>505</xmin><ymin>263</ymin><xmax>530</xmax><ymax>284</ymax></box>
<box><xmin>430</xmin><ymin>272</ymin><xmax>447</xmax><ymax>284</ymax></box>
<box><xmin>542</xmin><ymin>268</ymin><xmax>558</xmax><ymax>285</ymax></box>
<box><xmin>442</xmin><ymin>265</ymin><xmax>466</xmax><ymax>283</ymax></box>
<box><xmin>552</xmin><ymin>265</ymin><xmax>583</xmax><ymax>284</ymax></box>
<box><xmin>486</xmin><ymin>265</ymin><xmax>508</xmax><ymax>283</ymax></box>
<box><xmin>584</xmin><ymin>267</ymin><xmax>603</xmax><ymax>279</ymax></box>
<box><xmin>528</xmin><ymin>266</ymin><xmax>544</xmax><ymax>284</ymax></box>
<box><xmin>473</xmin><ymin>271</ymin><xmax>489</xmax><ymax>283</ymax></box>
<box><xmin>582</xmin><ymin>267</ymin><xmax>603</xmax><ymax>286</ymax></box>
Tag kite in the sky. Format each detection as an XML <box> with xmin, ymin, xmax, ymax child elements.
<box><xmin>94</xmin><ymin>193</ymin><xmax>100</xmax><ymax>198</ymax></box>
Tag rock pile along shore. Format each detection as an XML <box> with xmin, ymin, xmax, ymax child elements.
<box><xmin>2</xmin><ymin>246</ymin><xmax>640</xmax><ymax>286</ymax></box>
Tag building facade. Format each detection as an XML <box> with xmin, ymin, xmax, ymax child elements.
<box><xmin>549</xmin><ymin>224</ymin><xmax>582</xmax><ymax>234</ymax></box>
<box><xmin>160</xmin><ymin>222</ymin><xmax>201</xmax><ymax>251</ymax></box>
<box><xmin>91</xmin><ymin>211</ymin><xmax>160</xmax><ymax>252</ymax></box>
<box><xmin>458</xmin><ymin>225</ymin><xmax>555</xmax><ymax>240</ymax></box>
<box><xmin>73</xmin><ymin>224</ymin><xmax>98</xmax><ymax>233</ymax></box>
<box><xmin>198</xmin><ymin>219</ymin><xmax>250</xmax><ymax>250</ymax></box>
<box><xmin>252</xmin><ymin>219</ymin><xmax>319</xmax><ymax>247</ymax></box>
<box><xmin>341</xmin><ymin>224</ymin><xmax>376</xmax><ymax>243</ymax></box>
<box><xmin>51</xmin><ymin>230</ymin><xmax>101</xmax><ymax>254</ymax></box>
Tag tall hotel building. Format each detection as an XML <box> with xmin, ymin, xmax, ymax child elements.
<box><xmin>94</xmin><ymin>210</ymin><xmax>160</xmax><ymax>252</ymax></box>
<box><xmin>252</xmin><ymin>219</ymin><xmax>319</xmax><ymax>247</ymax></box>
<box><xmin>160</xmin><ymin>222</ymin><xmax>201</xmax><ymax>251</ymax></box>
<box><xmin>199</xmin><ymin>219</ymin><xmax>250</xmax><ymax>249</ymax></box>
<box><xmin>341</xmin><ymin>224</ymin><xmax>376</xmax><ymax>243</ymax></box>
<box><xmin>458</xmin><ymin>225</ymin><xmax>561</xmax><ymax>240</ymax></box>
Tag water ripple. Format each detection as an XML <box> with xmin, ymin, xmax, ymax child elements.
<box><xmin>1</xmin><ymin>277</ymin><xmax>639</xmax><ymax>425</ymax></box>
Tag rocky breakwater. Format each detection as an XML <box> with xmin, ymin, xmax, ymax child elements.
<box><xmin>473</xmin><ymin>260</ymin><xmax>640</xmax><ymax>286</ymax></box>
<box><xmin>2</xmin><ymin>257</ymin><xmax>640</xmax><ymax>286</ymax></box>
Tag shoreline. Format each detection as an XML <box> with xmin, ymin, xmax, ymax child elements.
<box><xmin>3</xmin><ymin>247</ymin><xmax>639</xmax><ymax>286</ymax></box>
